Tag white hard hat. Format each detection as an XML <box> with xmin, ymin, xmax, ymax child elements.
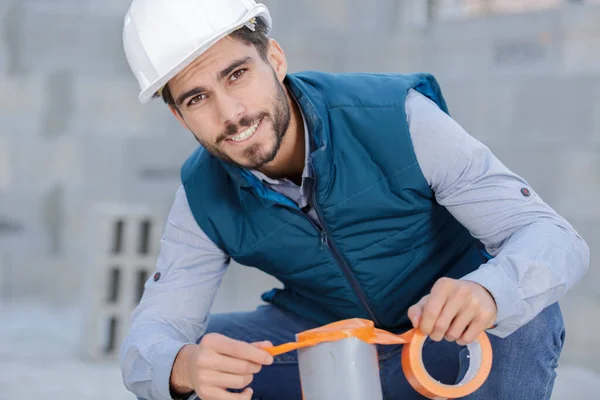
<box><xmin>123</xmin><ymin>0</ymin><xmax>272</xmax><ymax>104</ymax></box>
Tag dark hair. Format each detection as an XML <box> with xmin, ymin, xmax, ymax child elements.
<box><xmin>161</xmin><ymin>17</ymin><xmax>270</xmax><ymax>107</ymax></box>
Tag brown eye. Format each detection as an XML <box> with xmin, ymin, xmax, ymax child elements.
<box><xmin>230</xmin><ymin>69</ymin><xmax>247</xmax><ymax>81</ymax></box>
<box><xmin>188</xmin><ymin>93</ymin><xmax>206</xmax><ymax>106</ymax></box>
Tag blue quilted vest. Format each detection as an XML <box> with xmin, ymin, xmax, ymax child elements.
<box><xmin>181</xmin><ymin>72</ymin><xmax>485</xmax><ymax>330</ymax></box>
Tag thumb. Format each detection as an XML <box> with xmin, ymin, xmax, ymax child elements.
<box><xmin>407</xmin><ymin>295</ymin><xmax>428</xmax><ymax>329</ymax></box>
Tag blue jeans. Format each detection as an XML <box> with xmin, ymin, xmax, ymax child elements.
<box><xmin>196</xmin><ymin>302</ymin><xmax>565</xmax><ymax>400</ymax></box>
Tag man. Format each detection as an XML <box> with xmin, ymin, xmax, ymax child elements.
<box><xmin>120</xmin><ymin>1</ymin><xmax>589</xmax><ymax>399</ymax></box>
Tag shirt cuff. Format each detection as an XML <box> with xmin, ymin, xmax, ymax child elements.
<box><xmin>460</xmin><ymin>263</ymin><xmax>523</xmax><ymax>338</ymax></box>
<box><xmin>152</xmin><ymin>340</ymin><xmax>195</xmax><ymax>400</ymax></box>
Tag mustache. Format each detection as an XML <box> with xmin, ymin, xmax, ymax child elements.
<box><xmin>216</xmin><ymin>111</ymin><xmax>269</xmax><ymax>144</ymax></box>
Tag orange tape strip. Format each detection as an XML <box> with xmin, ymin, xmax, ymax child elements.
<box><xmin>265</xmin><ymin>318</ymin><xmax>492</xmax><ymax>399</ymax></box>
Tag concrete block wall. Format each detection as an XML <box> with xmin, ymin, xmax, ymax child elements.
<box><xmin>0</xmin><ymin>0</ymin><xmax>598</xmax><ymax>371</ymax></box>
<box><xmin>0</xmin><ymin>0</ymin><xmax>194</xmax><ymax>303</ymax></box>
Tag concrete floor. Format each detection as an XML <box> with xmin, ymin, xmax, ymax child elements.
<box><xmin>1</xmin><ymin>302</ymin><xmax>599</xmax><ymax>400</ymax></box>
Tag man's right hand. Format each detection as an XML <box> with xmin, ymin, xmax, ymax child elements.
<box><xmin>170</xmin><ymin>333</ymin><xmax>274</xmax><ymax>400</ymax></box>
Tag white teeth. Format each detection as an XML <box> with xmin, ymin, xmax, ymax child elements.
<box><xmin>229</xmin><ymin>120</ymin><xmax>260</xmax><ymax>142</ymax></box>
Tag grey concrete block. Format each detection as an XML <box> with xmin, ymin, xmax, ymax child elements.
<box><xmin>0</xmin><ymin>72</ymin><xmax>74</xmax><ymax>138</ymax></box>
<box><xmin>84</xmin><ymin>0</ymin><xmax>131</xmax><ymax>17</ymax></box>
<box><xmin>120</xmin><ymin>135</ymin><xmax>197</xmax><ymax>206</ymax></box>
<box><xmin>594</xmin><ymin>89</ymin><xmax>600</xmax><ymax>146</ymax></box>
<box><xmin>0</xmin><ymin>2</ymin><xmax>27</xmax><ymax>77</ymax></box>
<box><xmin>0</xmin><ymin>76</ymin><xmax>46</xmax><ymax>136</ymax></box>
<box><xmin>63</xmin><ymin>133</ymin><xmax>194</xmax><ymax>211</ymax></box>
<box><xmin>41</xmin><ymin>70</ymin><xmax>74</xmax><ymax>138</ymax></box>
<box><xmin>8</xmin><ymin>136</ymin><xmax>57</xmax><ymax>190</ymax></box>
<box><xmin>563</xmin><ymin>36</ymin><xmax>600</xmax><ymax>74</ymax></box>
<box><xmin>70</xmin><ymin>77</ymin><xmax>181</xmax><ymax>137</ymax></box>
<box><xmin>416</xmin><ymin>9</ymin><xmax>563</xmax><ymax>76</ymax></box>
<box><xmin>435</xmin><ymin>77</ymin><xmax>491</xmax><ymax>140</ymax></box>
<box><xmin>559</xmin><ymin>289</ymin><xmax>600</xmax><ymax>373</ymax></box>
<box><xmin>285</xmin><ymin>35</ymin><xmax>347</xmax><ymax>73</ymax></box>
<box><xmin>303</xmin><ymin>0</ymin><xmax>352</xmax><ymax>32</ymax></box>
<box><xmin>551</xmin><ymin>151</ymin><xmax>600</xmax><ymax>219</ymax></box>
<box><xmin>0</xmin><ymin>189</ymin><xmax>51</xmax><ymax>254</ymax></box>
<box><xmin>346</xmin><ymin>0</ymin><xmax>400</xmax><ymax>33</ymax></box>
<box><xmin>16</xmin><ymin>3</ymin><xmax>130</xmax><ymax>77</ymax></box>
<box><xmin>553</xmin><ymin>365</ymin><xmax>600</xmax><ymax>400</ymax></box>
<box><xmin>287</xmin><ymin>0</ymin><xmax>398</xmax><ymax>34</ymax></box>
<box><xmin>80</xmin><ymin>204</ymin><xmax>164</xmax><ymax>360</ymax></box>
<box><xmin>474</xmin><ymin>6</ymin><xmax>563</xmax><ymax>41</ymax></box>
<box><xmin>421</xmin><ymin>27</ymin><xmax>494</xmax><ymax>79</ymax></box>
<box><xmin>0</xmin><ymin>135</ymin><xmax>11</xmax><ymax>190</ymax></box>
<box><xmin>1</xmin><ymin>254</ymin><xmax>75</xmax><ymax>302</ymax></box>
<box><xmin>486</xmin><ymin>9</ymin><xmax>562</xmax><ymax>73</ymax></box>
<box><xmin>339</xmin><ymin>34</ymin><xmax>427</xmax><ymax>74</ymax></box>
<box><xmin>439</xmin><ymin>75</ymin><xmax>527</xmax><ymax>147</ymax></box>
<box><xmin>457</xmin><ymin>73</ymin><xmax>600</xmax><ymax>149</ymax></box>
<box><xmin>506</xmin><ymin>75</ymin><xmax>597</xmax><ymax>145</ymax></box>
<box><xmin>77</xmin><ymin>136</ymin><xmax>128</xmax><ymax>203</ymax></box>
<box><xmin>385</xmin><ymin>36</ymin><xmax>429</xmax><ymax>73</ymax></box>
<box><xmin>561</xmin><ymin>4</ymin><xmax>600</xmax><ymax>73</ymax></box>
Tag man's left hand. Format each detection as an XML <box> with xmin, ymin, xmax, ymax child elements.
<box><xmin>407</xmin><ymin>278</ymin><xmax>497</xmax><ymax>346</ymax></box>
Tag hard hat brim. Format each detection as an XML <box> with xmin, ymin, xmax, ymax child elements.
<box><xmin>138</xmin><ymin>4</ymin><xmax>271</xmax><ymax>104</ymax></box>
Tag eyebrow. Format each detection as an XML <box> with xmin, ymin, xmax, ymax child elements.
<box><xmin>175</xmin><ymin>56</ymin><xmax>253</xmax><ymax>107</ymax></box>
<box><xmin>218</xmin><ymin>56</ymin><xmax>252</xmax><ymax>81</ymax></box>
<box><xmin>175</xmin><ymin>86</ymin><xmax>207</xmax><ymax>107</ymax></box>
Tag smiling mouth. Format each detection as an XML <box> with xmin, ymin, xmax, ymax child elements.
<box><xmin>227</xmin><ymin>119</ymin><xmax>262</xmax><ymax>142</ymax></box>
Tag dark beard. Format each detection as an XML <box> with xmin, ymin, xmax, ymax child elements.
<box><xmin>199</xmin><ymin>73</ymin><xmax>291</xmax><ymax>170</ymax></box>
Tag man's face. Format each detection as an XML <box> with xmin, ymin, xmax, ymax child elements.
<box><xmin>168</xmin><ymin>36</ymin><xmax>291</xmax><ymax>170</ymax></box>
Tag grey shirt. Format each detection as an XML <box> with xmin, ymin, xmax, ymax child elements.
<box><xmin>120</xmin><ymin>90</ymin><xmax>590</xmax><ymax>400</ymax></box>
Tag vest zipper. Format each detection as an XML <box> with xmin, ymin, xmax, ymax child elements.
<box><xmin>264</xmin><ymin>164</ymin><xmax>380</xmax><ymax>325</ymax></box>
<box><xmin>320</xmin><ymin>230</ymin><xmax>329</xmax><ymax>250</ymax></box>
<box><xmin>280</xmin><ymin>201</ymin><xmax>379</xmax><ymax>325</ymax></box>
<box><xmin>306</xmin><ymin>161</ymin><xmax>381</xmax><ymax>326</ymax></box>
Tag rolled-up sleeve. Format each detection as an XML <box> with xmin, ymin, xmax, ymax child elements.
<box><xmin>406</xmin><ymin>89</ymin><xmax>590</xmax><ymax>337</ymax></box>
<box><xmin>119</xmin><ymin>185</ymin><xmax>230</xmax><ymax>400</ymax></box>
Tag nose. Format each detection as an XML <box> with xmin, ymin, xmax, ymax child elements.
<box><xmin>215</xmin><ymin>91</ymin><xmax>245</xmax><ymax>125</ymax></box>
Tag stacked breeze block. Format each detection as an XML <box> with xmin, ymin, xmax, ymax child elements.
<box><xmin>81</xmin><ymin>204</ymin><xmax>163</xmax><ymax>360</ymax></box>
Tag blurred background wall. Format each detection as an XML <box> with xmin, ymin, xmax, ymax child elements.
<box><xmin>0</xmin><ymin>0</ymin><xmax>598</xmax><ymax>398</ymax></box>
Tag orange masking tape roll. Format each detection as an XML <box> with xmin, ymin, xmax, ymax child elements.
<box><xmin>265</xmin><ymin>318</ymin><xmax>493</xmax><ymax>400</ymax></box>
<box><xmin>400</xmin><ymin>329</ymin><xmax>493</xmax><ymax>399</ymax></box>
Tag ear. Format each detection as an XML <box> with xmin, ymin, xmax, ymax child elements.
<box><xmin>267</xmin><ymin>39</ymin><xmax>287</xmax><ymax>83</ymax></box>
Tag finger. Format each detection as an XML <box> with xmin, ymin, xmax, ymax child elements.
<box><xmin>239</xmin><ymin>387</ymin><xmax>254</xmax><ymax>400</ymax></box>
<box><xmin>429</xmin><ymin>295</ymin><xmax>466</xmax><ymax>342</ymax></box>
<box><xmin>198</xmin><ymin>386</ymin><xmax>253</xmax><ymax>400</ymax></box>
<box><xmin>197</xmin><ymin>369</ymin><xmax>254</xmax><ymax>390</ymax></box>
<box><xmin>408</xmin><ymin>295</ymin><xmax>428</xmax><ymax>328</ymax></box>
<box><xmin>251</xmin><ymin>341</ymin><xmax>273</xmax><ymax>349</ymax></box>
<box><xmin>202</xmin><ymin>352</ymin><xmax>263</xmax><ymax>375</ymax></box>
<box><xmin>445</xmin><ymin>302</ymin><xmax>477</xmax><ymax>342</ymax></box>
<box><xmin>419</xmin><ymin>282</ymin><xmax>452</xmax><ymax>335</ymax></box>
<box><xmin>457</xmin><ymin>314</ymin><xmax>489</xmax><ymax>346</ymax></box>
<box><xmin>217</xmin><ymin>387</ymin><xmax>254</xmax><ymax>400</ymax></box>
<box><xmin>202</xmin><ymin>334</ymin><xmax>274</xmax><ymax>365</ymax></box>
